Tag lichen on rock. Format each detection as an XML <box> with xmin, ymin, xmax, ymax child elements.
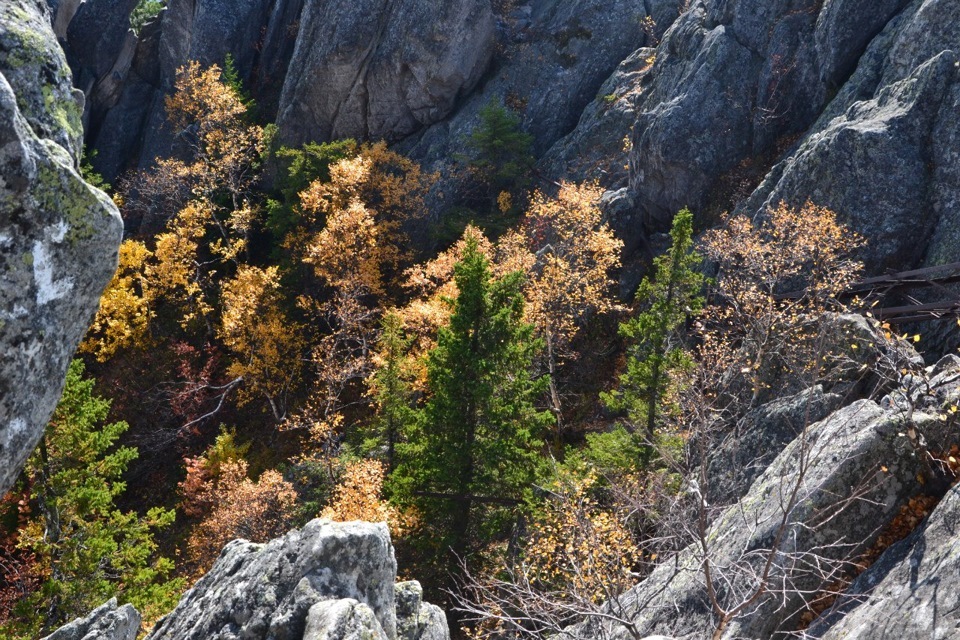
<box><xmin>0</xmin><ymin>0</ymin><xmax>123</xmax><ymax>497</ymax></box>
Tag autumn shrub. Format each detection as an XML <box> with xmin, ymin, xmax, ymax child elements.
<box><xmin>698</xmin><ymin>201</ymin><xmax>864</xmax><ymax>414</ymax></box>
<box><xmin>461</xmin><ymin>470</ymin><xmax>641</xmax><ymax>640</ymax></box>
<box><xmin>185</xmin><ymin>459</ymin><xmax>297</xmax><ymax>576</ymax></box>
<box><xmin>321</xmin><ymin>459</ymin><xmax>411</xmax><ymax>536</ymax></box>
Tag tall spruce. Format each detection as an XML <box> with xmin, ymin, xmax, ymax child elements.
<box><xmin>603</xmin><ymin>208</ymin><xmax>705</xmax><ymax>438</ymax></box>
<box><xmin>393</xmin><ymin>238</ymin><xmax>552</xmax><ymax>564</ymax></box>
<box><xmin>365</xmin><ymin>312</ymin><xmax>416</xmax><ymax>472</ymax></box>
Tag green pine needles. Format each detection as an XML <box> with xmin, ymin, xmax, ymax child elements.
<box><xmin>467</xmin><ymin>100</ymin><xmax>535</xmax><ymax>199</ymax></box>
<box><xmin>603</xmin><ymin>208</ymin><xmax>705</xmax><ymax>438</ymax></box>
<box><xmin>2</xmin><ymin>361</ymin><xmax>182</xmax><ymax>638</ymax></box>
<box><xmin>392</xmin><ymin>238</ymin><xmax>552</xmax><ymax>564</ymax></box>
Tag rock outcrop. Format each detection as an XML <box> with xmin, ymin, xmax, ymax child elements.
<box><xmin>42</xmin><ymin>597</ymin><xmax>140</xmax><ymax>640</ymax></box>
<box><xmin>572</xmin><ymin>0</ymin><xmax>956</xmax><ymax>273</ymax></box>
<box><xmin>743</xmin><ymin>0</ymin><xmax>960</xmax><ymax>271</ymax></box>
<box><xmin>43</xmin><ymin>520</ymin><xmax>451</xmax><ymax>640</ymax></box>
<box><xmin>71</xmin><ymin>0</ymin><xmax>284</xmax><ymax>179</ymax></box>
<box><xmin>810</xmin><ymin>482</ymin><xmax>960</xmax><ymax>639</ymax></box>
<box><xmin>569</xmin><ymin>398</ymin><xmax>937</xmax><ymax>639</ymax></box>
<box><xmin>539</xmin><ymin>47</ymin><xmax>657</xmax><ymax>195</ymax></box>
<box><xmin>622</xmin><ymin>0</ymin><xmax>881</xmax><ymax>228</ymax></box>
<box><xmin>275</xmin><ymin>0</ymin><xmax>495</xmax><ymax>147</ymax></box>
<box><xmin>0</xmin><ymin>0</ymin><xmax>123</xmax><ymax>497</ymax></box>
<box><xmin>146</xmin><ymin>519</ymin><xmax>401</xmax><ymax>640</ymax></box>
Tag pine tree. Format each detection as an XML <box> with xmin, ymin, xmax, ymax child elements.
<box><xmin>5</xmin><ymin>361</ymin><xmax>182</xmax><ymax>638</ymax></box>
<box><xmin>603</xmin><ymin>208</ymin><xmax>705</xmax><ymax>438</ymax></box>
<box><xmin>467</xmin><ymin>100</ymin><xmax>535</xmax><ymax>200</ymax></box>
<box><xmin>393</xmin><ymin>238</ymin><xmax>552</xmax><ymax>564</ymax></box>
<box><xmin>365</xmin><ymin>312</ymin><xmax>416</xmax><ymax>472</ymax></box>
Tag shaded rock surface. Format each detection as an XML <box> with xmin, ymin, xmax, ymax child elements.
<box><xmin>532</xmin><ymin>0</ymin><xmax>957</xmax><ymax>275</ymax></box>
<box><xmin>275</xmin><ymin>0</ymin><xmax>495</xmax><ymax>147</ymax></box>
<box><xmin>70</xmin><ymin>0</ymin><xmax>282</xmax><ymax>179</ymax></box>
<box><xmin>809</xmin><ymin>482</ymin><xmax>960</xmax><ymax>639</ymax></box>
<box><xmin>42</xmin><ymin>597</ymin><xmax>140</xmax><ymax>640</ymax></box>
<box><xmin>539</xmin><ymin>47</ymin><xmax>657</xmax><ymax>195</ymax></box>
<box><xmin>0</xmin><ymin>0</ymin><xmax>123</xmax><ymax>497</ymax></box>
<box><xmin>624</xmin><ymin>0</ymin><xmax>900</xmax><ymax>229</ymax></box>
<box><xmin>568</xmin><ymin>399</ymin><xmax>933</xmax><ymax>639</ymax></box>
<box><xmin>743</xmin><ymin>0</ymin><xmax>960</xmax><ymax>271</ymax></box>
<box><xmin>145</xmin><ymin>519</ymin><xmax>399</xmax><ymax>640</ymax></box>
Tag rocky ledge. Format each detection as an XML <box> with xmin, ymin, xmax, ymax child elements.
<box><xmin>47</xmin><ymin>519</ymin><xmax>449</xmax><ymax>640</ymax></box>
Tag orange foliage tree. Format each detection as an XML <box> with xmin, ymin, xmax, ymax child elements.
<box><xmin>80</xmin><ymin>240</ymin><xmax>153</xmax><ymax>361</ymax></box>
<box><xmin>699</xmin><ymin>201</ymin><xmax>864</xmax><ymax>411</ymax></box>
<box><xmin>184</xmin><ymin>459</ymin><xmax>297</xmax><ymax>575</ymax></box>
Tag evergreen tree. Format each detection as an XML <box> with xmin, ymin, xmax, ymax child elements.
<box><xmin>3</xmin><ymin>361</ymin><xmax>182</xmax><ymax>638</ymax></box>
<box><xmin>393</xmin><ymin>238</ymin><xmax>552</xmax><ymax>564</ymax></box>
<box><xmin>364</xmin><ymin>312</ymin><xmax>416</xmax><ymax>472</ymax></box>
<box><xmin>603</xmin><ymin>208</ymin><xmax>705</xmax><ymax>438</ymax></box>
<box><xmin>467</xmin><ymin>100</ymin><xmax>535</xmax><ymax>199</ymax></box>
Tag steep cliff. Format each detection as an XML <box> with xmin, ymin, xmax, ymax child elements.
<box><xmin>275</xmin><ymin>0</ymin><xmax>495</xmax><ymax>146</ymax></box>
<box><xmin>0</xmin><ymin>0</ymin><xmax>123</xmax><ymax>496</ymax></box>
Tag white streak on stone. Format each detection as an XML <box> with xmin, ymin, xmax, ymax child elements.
<box><xmin>3</xmin><ymin>417</ymin><xmax>27</xmax><ymax>449</ymax></box>
<box><xmin>33</xmin><ymin>239</ymin><xmax>74</xmax><ymax>305</ymax></box>
<box><xmin>50</xmin><ymin>220</ymin><xmax>69</xmax><ymax>243</ymax></box>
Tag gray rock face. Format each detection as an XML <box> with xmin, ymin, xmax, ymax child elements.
<box><xmin>744</xmin><ymin>0</ymin><xmax>960</xmax><ymax>271</ymax></box>
<box><xmin>252</xmin><ymin>0</ymin><xmax>305</xmax><ymax>116</ymax></box>
<box><xmin>625</xmin><ymin>0</ymin><xmax>882</xmax><ymax>230</ymax></box>
<box><xmin>304</xmin><ymin>599</ymin><xmax>390</xmax><ymax>640</ymax></box>
<box><xmin>538</xmin><ymin>47</ymin><xmax>656</xmax><ymax>194</ymax></box>
<box><xmin>65</xmin><ymin>0</ymin><xmax>140</xmax><ymax>83</ymax></box>
<box><xmin>77</xmin><ymin>0</ymin><xmax>275</xmax><ymax>179</ymax></box>
<box><xmin>395</xmin><ymin>581</ymin><xmax>449</xmax><ymax>640</ymax></box>
<box><xmin>43</xmin><ymin>597</ymin><xmax>140</xmax><ymax>640</ymax></box>
<box><xmin>85</xmin><ymin>16</ymin><xmax>163</xmax><ymax>180</ymax></box>
<box><xmin>276</xmin><ymin>0</ymin><xmax>495</xmax><ymax>147</ymax></box>
<box><xmin>705</xmin><ymin>385</ymin><xmax>843</xmax><ymax>506</ymax></box>
<box><xmin>615</xmin><ymin>0</ymin><xmax>960</xmax><ymax>269</ymax></box>
<box><xmin>136</xmin><ymin>0</ymin><xmax>273</xmax><ymax>164</ymax></box>
<box><xmin>145</xmin><ymin>519</ymin><xmax>398</xmax><ymax>640</ymax></box>
<box><xmin>809</xmin><ymin>483</ymin><xmax>960</xmax><ymax>639</ymax></box>
<box><xmin>0</xmin><ymin>0</ymin><xmax>124</xmax><ymax>497</ymax></box>
<box><xmin>568</xmin><ymin>399</ymin><xmax>930</xmax><ymax>639</ymax></box>
<box><xmin>400</xmin><ymin>0</ymin><xmax>677</xmax><ymax>214</ymax></box>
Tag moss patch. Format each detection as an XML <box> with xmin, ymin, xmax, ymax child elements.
<box><xmin>34</xmin><ymin>161</ymin><xmax>107</xmax><ymax>246</ymax></box>
<box><xmin>41</xmin><ymin>85</ymin><xmax>82</xmax><ymax>142</ymax></box>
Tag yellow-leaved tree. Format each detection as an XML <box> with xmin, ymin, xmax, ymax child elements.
<box><xmin>219</xmin><ymin>265</ymin><xmax>306</xmax><ymax>420</ymax></box>
<box><xmin>500</xmin><ymin>182</ymin><xmax>623</xmax><ymax>425</ymax></box>
<box><xmin>288</xmin><ymin>144</ymin><xmax>434</xmax><ymax>437</ymax></box>
<box><xmin>80</xmin><ymin>240</ymin><xmax>153</xmax><ymax>361</ymax></box>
